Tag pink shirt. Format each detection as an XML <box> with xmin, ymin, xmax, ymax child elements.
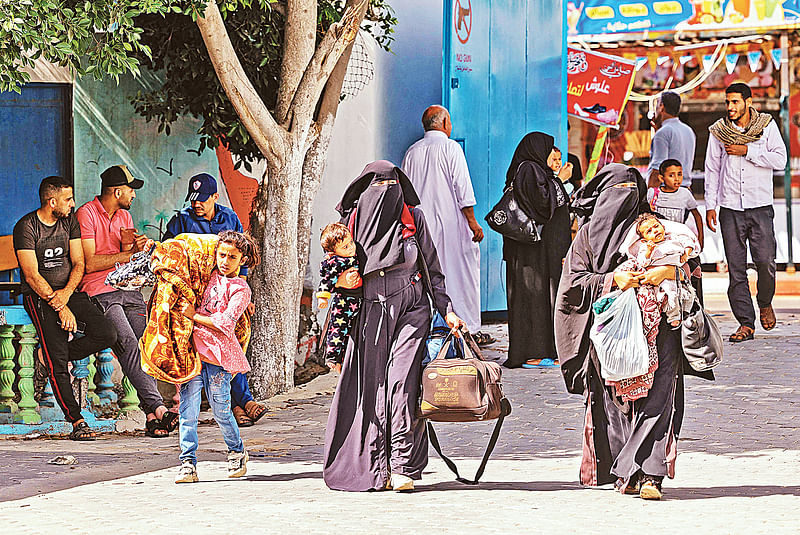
<box><xmin>76</xmin><ymin>197</ymin><xmax>134</xmax><ymax>297</ymax></box>
<box><xmin>192</xmin><ymin>271</ymin><xmax>252</xmax><ymax>373</ymax></box>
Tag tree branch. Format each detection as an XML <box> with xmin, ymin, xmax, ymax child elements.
<box><xmin>288</xmin><ymin>0</ymin><xmax>368</xmax><ymax>134</ymax></box>
<box><xmin>195</xmin><ymin>0</ymin><xmax>289</xmax><ymax>167</ymax></box>
<box><xmin>275</xmin><ymin>0</ymin><xmax>316</xmax><ymax>127</ymax></box>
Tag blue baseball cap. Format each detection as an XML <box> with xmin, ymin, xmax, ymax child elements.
<box><xmin>185</xmin><ymin>173</ymin><xmax>218</xmax><ymax>202</ymax></box>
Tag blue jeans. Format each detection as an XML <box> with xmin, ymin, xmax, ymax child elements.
<box><xmin>179</xmin><ymin>362</ymin><xmax>244</xmax><ymax>465</ymax></box>
<box><xmin>230</xmin><ymin>372</ymin><xmax>255</xmax><ymax>409</ymax></box>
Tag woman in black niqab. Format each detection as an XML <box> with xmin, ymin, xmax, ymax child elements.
<box><xmin>554</xmin><ymin>163</ymin><xmax>712</xmax><ymax>499</ymax></box>
<box><xmin>324</xmin><ymin>160</ymin><xmax>465</xmax><ymax>492</ymax></box>
<box><xmin>502</xmin><ymin>131</ymin><xmax>572</xmax><ymax>368</ymax></box>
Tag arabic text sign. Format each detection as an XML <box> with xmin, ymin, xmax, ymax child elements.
<box><xmin>568</xmin><ymin>0</ymin><xmax>800</xmax><ymax>37</ymax></box>
<box><xmin>567</xmin><ymin>46</ymin><xmax>636</xmax><ymax>128</ymax></box>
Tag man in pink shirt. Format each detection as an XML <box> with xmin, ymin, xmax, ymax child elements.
<box><xmin>76</xmin><ymin>165</ymin><xmax>177</xmax><ymax>437</ymax></box>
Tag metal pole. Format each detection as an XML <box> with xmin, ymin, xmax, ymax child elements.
<box><xmin>780</xmin><ymin>32</ymin><xmax>795</xmax><ymax>272</ymax></box>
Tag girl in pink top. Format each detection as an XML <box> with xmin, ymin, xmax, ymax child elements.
<box><xmin>175</xmin><ymin>230</ymin><xmax>260</xmax><ymax>484</ymax></box>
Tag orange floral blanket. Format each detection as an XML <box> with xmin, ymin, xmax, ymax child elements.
<box><xmin>140</xmin><ymin>234</ymin><xmax>251</xmax><ymax>384</ymax></box>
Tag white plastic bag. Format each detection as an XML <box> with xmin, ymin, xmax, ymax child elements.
<box><xmin>589</xmin><ymin>288</ymin><xmax>650</xmax><ymax>381</ymax></box>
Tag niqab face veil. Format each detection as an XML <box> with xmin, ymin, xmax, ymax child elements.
<box><xmin>572</xmin><ymin>163</ymin><xmax>649</xmax><ymax>273</ymax></box>
<box><xmin>336</xmin><ymin>160</ymin><xmax>420</xmax><ymax>276</ymax></box>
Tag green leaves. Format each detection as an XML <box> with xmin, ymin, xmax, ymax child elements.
<box><xmin>0</xmin><ymin>0</ymin><xmax>396</xmax><ymax>160</ymax></box>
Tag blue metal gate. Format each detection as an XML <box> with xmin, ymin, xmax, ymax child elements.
<box><xmin>0</xmin><ymin>84</ymin><xmax>72</xmax><ymax>236</ymax></box>
<box><xmin>443</xmin><ymin>0</ymin><xmax>566</xmax><ymax>312</ymax></box>
<box><xmin>0</xmin><ymin>84</ymin><xmax>71</xmax><ymax>304</ymax></box>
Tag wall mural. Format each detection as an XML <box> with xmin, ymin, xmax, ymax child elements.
<box><xmin>73</xmin><ymin>73</ymin><xmax>260</xmax><ymax>239</ymax></box>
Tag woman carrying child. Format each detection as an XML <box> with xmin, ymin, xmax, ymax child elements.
<box><xmin>174</xmin><ymin>230</ymin><xmax>260</xmax><ymax>484</ymax></box>
<box><xmin>323</xmin><ymin>161</ymin><xmax>465</xmax><ymax>492</ymax></box>
<box><xmin>556</xmin><ymin>164</ymin><xmax>713</xmax><ymax>500</ymax></box>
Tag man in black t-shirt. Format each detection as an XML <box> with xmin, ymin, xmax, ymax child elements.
<box><xmin>13</xmin><ymin>176</ymin><xmax>116</xmax><ymax>440</ymax></box>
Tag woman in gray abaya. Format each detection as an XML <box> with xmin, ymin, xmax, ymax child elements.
<box><xmin>555</xmin><ymin>164</ymin><xmax>713</xmax><ymax>500</ymax></box>
<box><xmin>323</xmin><ymin>161</ymin><xmax>465</xmax><ymax>492</ymax></box>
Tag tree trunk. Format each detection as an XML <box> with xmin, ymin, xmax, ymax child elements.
<box><xmin>248</xmin><ymin>150</ymin><xmax>306</xmax><ymax>398</ymax></box>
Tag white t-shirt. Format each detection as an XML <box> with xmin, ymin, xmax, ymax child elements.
<box><xmin>647</xmin><ymin>186</ymin><xmax>698</xmax><ymax>224</ymax></box>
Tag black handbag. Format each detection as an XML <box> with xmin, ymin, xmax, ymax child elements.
<box><xmin>484</xmin><ymin>163</ymin><xmax>541</xmax><ymax>244</ymax></box>
<box><xmin>677</xmin><ymin>269</ymin><xmax>723</xmax><ymax>372</ymax></box>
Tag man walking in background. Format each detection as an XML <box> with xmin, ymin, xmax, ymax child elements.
<box><xmin>402</xmin><ymin>105</ymin><xmax>494</xmax><ymax>346</ymax></box>
<box><xmin>647</xmin><ymin>91</ymin><xmax>696</xmax><ymax>189</ymax></box>
<box><xmin>704</xmin><ymin>83</ymin><xmax>787</xmax><ymax>343</ymax></box>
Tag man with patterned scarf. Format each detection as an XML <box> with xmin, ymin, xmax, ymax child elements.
<box><xmin>704</xmin><ymin>83</ymin><xmax>787</xmax><ymax>342</ymax></box>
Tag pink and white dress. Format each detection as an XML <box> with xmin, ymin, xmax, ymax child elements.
<box><xmin>192</xmin><ymin>270</ymin><xmax>252</xmax><ymax>374</ymax></box>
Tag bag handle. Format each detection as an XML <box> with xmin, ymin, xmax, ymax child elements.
<box><xmin>433</xmin><ymin>328</ymin><xmax>486</xmax><ymax>363</ymax></box>
<box><xmin>427</xmin><ymin>398</ymin><xmax>512</xmax><ymax>485</ymax></box>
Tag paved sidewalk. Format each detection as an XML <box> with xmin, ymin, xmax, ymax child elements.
<box><xmin>0</xmin><ymin>296</ymin><xmax>799</xmax><ymax>533</ymax></box>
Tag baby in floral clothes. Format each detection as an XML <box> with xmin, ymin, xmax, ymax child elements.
<box><xmin>317</xmin><ymin>223</ymin><xmax>362</xmax><ymax>371</ymax></box>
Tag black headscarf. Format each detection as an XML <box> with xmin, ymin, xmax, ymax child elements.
<box><xmin>505</xmin><ymin>132</ymin><xmax>554</xmax><ymax>186</ymax></box>
<box><xmin>336</xmin><ymin>161</ymin><xmax>420</xmax><ymax>276</ymax></box>
<box><xmin>570</xmin><ymin>163</ymin><xmax>649</xmax><ymax>273</ymax></box>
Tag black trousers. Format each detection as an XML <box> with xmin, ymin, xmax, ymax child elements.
<box><xmin>719</xmin><ymin>206</ymin><xmax>777</xmax><ymax>329</ymax></box>
<box><xmin>23</xmin><ymin>292</ymin><xmax>117</xmax><ymax>423</ymax></box>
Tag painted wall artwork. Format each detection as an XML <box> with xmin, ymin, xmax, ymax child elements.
<box><xmin>73</xmin><ymin>74</ymin><xmax>259</xmax><ymax>239</ymax></box>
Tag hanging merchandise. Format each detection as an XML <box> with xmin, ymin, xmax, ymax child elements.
<box><xmin>679</xmin><ymin>55</ymin><xmax>693</xmax><ymax>65</ymax></box>
<box><xmin>636</xmin><ymin>57</ymin><xmax>648</xmax><ymax>71</ymax></box>
<box><xmin>657</xmin><ymin>55</ymin><xmax>670</xmax><ymax>66</ymax></box>
<box><xmin>647</xmin><ymin>52</ymin><xmax>659</xmax><ymax>72</ymax></box>
<box><xmin>725</xmin><ymin>53</ymin><xmax>739</xmax><ymax>74</ymax></box>
<box><xmin>747</xmin><ymin>50</ymin><xmax>762</xmax><ymax>72</ymax></box>
<box><xmin>702</xmin><ymin>54</ymin><xmax>716</xmax><ymax>72</ymax></box>
<box><xmin>770</xmin><ymin>48</ymin><xmax>782</xmax><ymax>70</ymax></box>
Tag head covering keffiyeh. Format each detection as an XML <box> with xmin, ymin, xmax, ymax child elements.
<box><xmin>506</xmin><ymin>131</ymin><xmax>554</xmax><ymax>186</ymax></box>
<box><xmin>555</xmin><ymin>164</ymin><xmax>649</xmax><ymax>394</ymax></box>
<box><xmin>336</xmin><ymin>160</ymin><xmax>421</xmax><ymax>276</ymax></box>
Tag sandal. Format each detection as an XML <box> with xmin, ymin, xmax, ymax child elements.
<box><xmin>759</xmin><ymin>305</ymin><xmax>776</xmax><ymax>331</ymax></box>
<box><xmin>244</xmin><ymin>401</ymin><xmax>266</xmax><ymax>424</ymax></box>
<box><xmin>233</xmin><ymin>405</ymin><xmax>254</xmax><ymax>427</ymax></box>
<box><xmin>69</xmin><ymin>421</ymin><xmax>97</xmax><ymax>441</ymax></box>
<box><xmin>473</xmin><ymin>331</ymin><xmax>496</xmax><ymax>347</ymax></box>
<box><xmin>729</xmin><ymin>325</ymin><xmax>754</xmax><ymax>343</ymax></box>
<box><xmin>145</xmin><ymin>418</ymin><xmax>169</xmax><ymax>438</ymax></box>
<box><xmin>160</xmin><ymin>411</ymin><xmax>179</xmax><ymax>433</ymax></box>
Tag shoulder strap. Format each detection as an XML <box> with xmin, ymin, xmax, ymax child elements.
<box><xmin>426</xmin><ymin>398</ymin><xmax>511</xmax><ymax>485</ymax></box>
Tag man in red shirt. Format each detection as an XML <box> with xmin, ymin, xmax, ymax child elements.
<box><xmin>76</xmin><ymin>165</ymin><xmax>177</xmax><ymax>437</ymax></box>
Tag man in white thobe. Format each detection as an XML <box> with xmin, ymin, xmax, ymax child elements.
<box><xmin>402</xmin><ymin>105</ymin><xmax>493</xmax><ymax>345</ymax></box>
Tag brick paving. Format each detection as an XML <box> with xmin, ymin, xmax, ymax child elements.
<box><xmin>0</xmin><ymin>295</ymin><xmax>799</xmax><ymax>533</ymax></box>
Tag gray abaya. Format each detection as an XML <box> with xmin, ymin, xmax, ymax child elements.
<box><xmin>555</xmin><ymin>164</ymin><xmax>713</xmax><ymax>488</ymax></box>
<box><xmin>323</xmin><ymin>208</ymin><xmax>452</xmax><ymax>492</ymax></box>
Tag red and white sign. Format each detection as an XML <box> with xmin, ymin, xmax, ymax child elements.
<box><xmin>454</xmin><ymin>0</ymin><xmax>472</xmax><ymax>44</ymax></box>
<box><xmin>567</xmin><ymin>46</ymin><xmax>636</xmax><ymax>128</ymax></box>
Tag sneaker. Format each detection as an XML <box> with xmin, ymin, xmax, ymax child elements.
<box><xmin>391</xmin><ymin>473</ymin><xmax>414</xmax><ymax>491</ymax></box>
<box><xmin>175</xmin><ymin>461</ymin><xmax>198</xmax><ymax>484</ymax></box>
<box><xmin>227</xmin><ymin>449</ymin><xmax>248</xmax><ymax>478</ymax></box>
<box><xmin>639</xmin><ymin>476</ymin><xmax>663</xmax><ymax>500</ymax></box>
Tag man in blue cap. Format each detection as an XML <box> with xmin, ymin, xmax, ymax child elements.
<box><xmin>163</xmin><ymin>173</ymin><xmax>266</xmax><ymax>426</ymax></box>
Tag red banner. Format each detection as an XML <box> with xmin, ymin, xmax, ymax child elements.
<box><xmin>567</xmin><ymin>46</ymin><xmax>636</xmax><ymax>128</ymax></box>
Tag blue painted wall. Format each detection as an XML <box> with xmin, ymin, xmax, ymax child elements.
<box><xmin>376</xmin><ymin>0</ymin><xmax>444</xmax><ymax>165</ymax></box>
<box><xmin>444</xmin><ymin>0</ymin><xmax>566</xmax><ymax>312</ymax></box>
<box><xmin>0</xmin><ymin>85</ymin><xmax>71</xmax><ymax>236</ymax></box>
